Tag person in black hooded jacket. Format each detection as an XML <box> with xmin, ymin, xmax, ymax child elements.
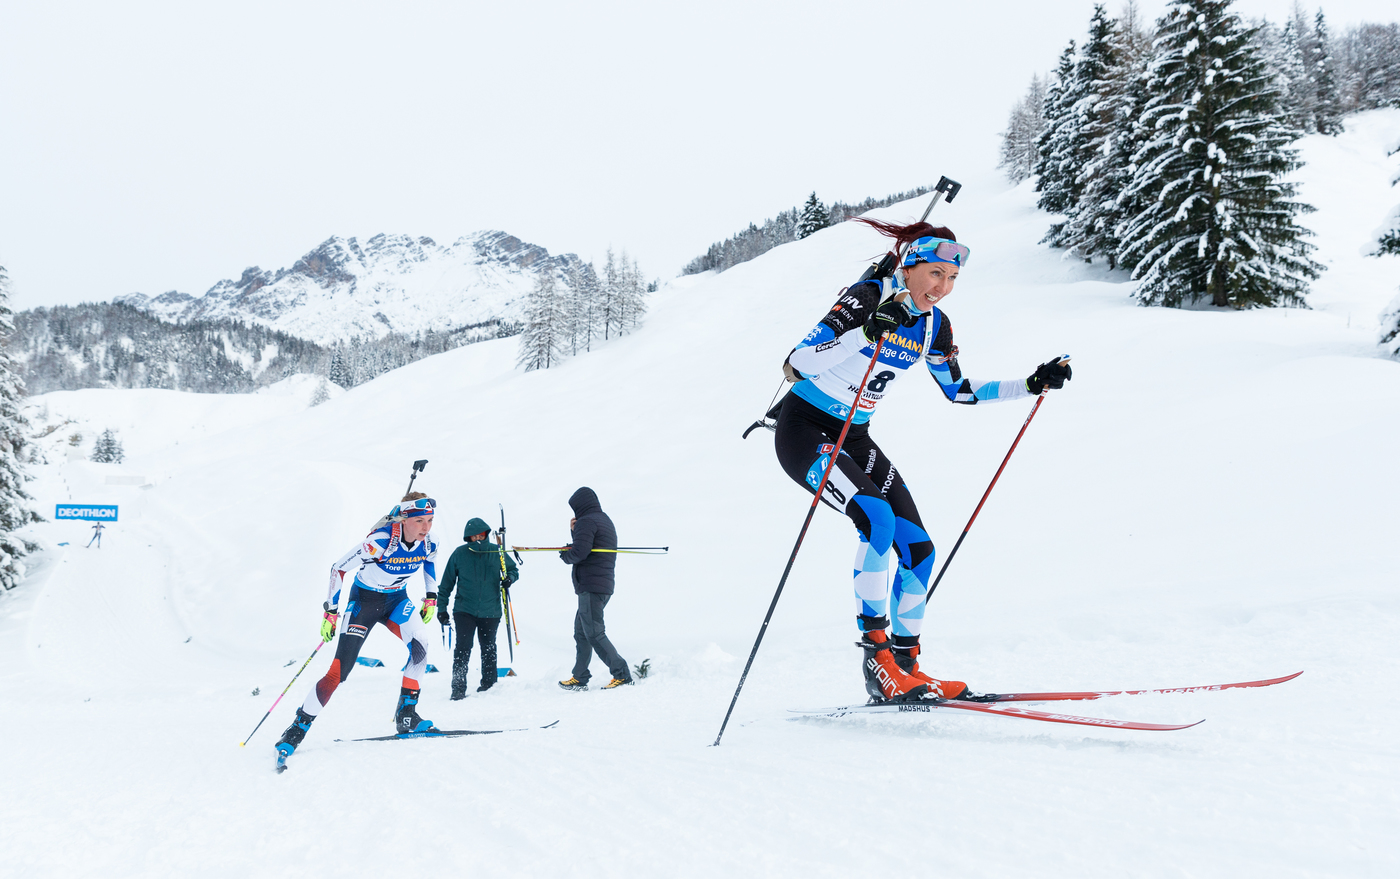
<box><xmin>556</xmin><ymin>487</ymin><xmax>632</xmax><ymax>690</ymax></box>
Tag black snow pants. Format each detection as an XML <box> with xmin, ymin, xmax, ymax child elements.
<box><xmin>451</xmin><ymin>612</ymin><xmax>500</xmax><ymax>694</ymax></box>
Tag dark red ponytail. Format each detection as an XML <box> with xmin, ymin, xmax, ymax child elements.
<box><xmin>852</xmin><ymin>217</ymin><xmax>957</xmax><ymax>251</ymax></box>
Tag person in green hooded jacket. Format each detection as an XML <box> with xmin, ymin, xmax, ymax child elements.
<box><xmin>436</xmin><ymin>517</ymin><xmax>519</xmax><ymax>699</ymax></box>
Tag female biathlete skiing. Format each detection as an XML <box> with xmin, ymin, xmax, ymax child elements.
<box><xmin>276</xmin><ymin>492</ymin><xmax>441</xmax><ymax>763</ymax></box>
<box><xmin>775</xmin><ymin>220</ymin><xmax>1071</xmax><ymax>704</ymax></box>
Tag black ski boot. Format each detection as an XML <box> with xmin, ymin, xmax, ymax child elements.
<box><xmin>858</xmin><ymin>615</ymin><xmax>930</xmax><ymax>704</ymax></box>
<box><xmin>891</xmin><ymin>634</ymin><xmax>968</xmax><ymax>700</ymax></box>
<box><xmin>394</xmin><ymin>687</ymin><xmax>435</xmax><ymax>734</ymax></box>
<box><xmin>274</xmin><ymin>708</ymin><xmax>315</xmax><ymax>771</ymax></box>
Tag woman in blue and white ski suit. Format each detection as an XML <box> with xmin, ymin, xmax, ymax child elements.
<box><xmin>774</xmin><ymin>220</ymin><xmax>1070</xmax><ymax>703</ymax></box>
<box><xmin>275</xmin><ymin>495</ymin><xmax>441</xmax><ymax>761</ymax></box>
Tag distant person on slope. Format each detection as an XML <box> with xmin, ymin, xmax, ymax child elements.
<box><xmin>275</xmin><ymin>492</ymin><xmax>440</xmax><ymax>763</ymax></box>
<box><xmin>556</xmin><ymin>487</ymin><xmax>633</xmax><ymax>691</ymax></box>
<box><xmin>436</xmin><ymin>517</ymin><xmax>518</xmax><ymax>699</ymax></box>
<box><xmin>86</xmin><ymin>522</ymin><xmax>104</xmax><ymax>549</ymax></box>
<box><xmin>775</xmin><ymin>220</ymin><xmax>1070</xmax><ymax>704</ymax></box>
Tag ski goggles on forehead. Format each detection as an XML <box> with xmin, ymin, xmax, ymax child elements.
<box><xmin>903</xmin><ymin>237</ymin><xmax>970</xmax><ymax>267</ymax></box>
<box><xmin>395</xmin><ymin>497</ymin><xmax>436</xmax><ymax>518</ymax></box>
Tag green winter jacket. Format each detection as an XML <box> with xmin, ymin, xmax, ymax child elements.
<box><xmin>438</xmin><ymin>518</ymin><xmax>519</xmax><ymax>618</ymax></box>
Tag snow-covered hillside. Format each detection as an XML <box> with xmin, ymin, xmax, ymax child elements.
<box><xmin>2</xmin><ymin>114</ymin><xmax>1398</xmax><ymax>878</ymax></box>
<box><xmin>118</xmin><ymin>230</ymin><xmax>580</xmax><ymax>344</ymax></box>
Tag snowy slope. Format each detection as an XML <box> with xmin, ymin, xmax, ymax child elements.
<box><xmin>118</xmin><ymin>230</ymin><xmax>579</xmax><ymax>344</ymax></box>
<box><xmin>2</xmin><ymin>116</ymin><xmax>1399</xmax><ymax>878</ymax></box>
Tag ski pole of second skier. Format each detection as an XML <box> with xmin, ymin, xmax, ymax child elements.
<box><xmin>240</xmin><ymin>641</ymin><xmax>324</xmax><ymax>747</ymax></box>
<box><xmin>924</xmin><ymin>361</ymin><xmax>1067</xmax><ymax>604</ymax></box>
<box><xmin>713</xmin><ymin>334</ymin><xmax>891</xmax><ymax>747</ymax></box>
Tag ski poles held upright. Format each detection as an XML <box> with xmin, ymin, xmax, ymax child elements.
<box><xmin>497</xmin><ymin>504</ymin><xmax>518</xmax><ymax>659</ymax></box>
<box><xmin>241</xmin><ymin>641</ymin><xmax>324</xmax><ymax>747</ymax></box>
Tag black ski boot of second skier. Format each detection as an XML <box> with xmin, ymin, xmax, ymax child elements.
<box><xmin>274</xmin><ymin>708</ymin><xmax>316</xmax><ymax>771</ymax></box>
<box><xmin>395</xmin><ymin>687</ymin><xmax>436</xmax><ymax>734</ymax></box>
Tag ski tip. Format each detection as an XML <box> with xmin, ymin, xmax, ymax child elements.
<box><xmin>541</xmin><ymin>720</ymin><xmax>561</xmax><ymax>729</ymax></box>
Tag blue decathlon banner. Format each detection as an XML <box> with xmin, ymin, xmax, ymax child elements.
<box><xmin>55</xmin><ymin>504</ymin><xmax>119</xmax><ymax>521</ymax></box>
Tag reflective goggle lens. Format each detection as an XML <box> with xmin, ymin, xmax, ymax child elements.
<box><xmin>397</xmin><ymin>497</ymin><xmax>436</xmax><ymax>517</ymax></box>
<box><xmin>903</xmin><ymin>237</ymin><xmax>970</xmax><ymax>267</ymax></box>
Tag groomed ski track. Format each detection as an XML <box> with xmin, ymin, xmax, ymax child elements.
<box><xmin>2</xmin><ymin>112</ymin><xmax>1399</xmax><ymax>877</ymax></box>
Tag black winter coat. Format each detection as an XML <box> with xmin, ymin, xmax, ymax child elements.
<box><xmin>560</xmin><ymin>487</ymin><xmax>617</xmax><ymax>594</ymax></box>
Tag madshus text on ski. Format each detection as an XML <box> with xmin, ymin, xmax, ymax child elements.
<box><xmin>265</xmin><ymin>467</ymin><xmax>643</xmax><ymax>771</ymax></box>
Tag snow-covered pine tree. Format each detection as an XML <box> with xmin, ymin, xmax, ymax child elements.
<box><xmin>796</xmin><ymin>193</ymin><xmax>829</xmax><ymax>239</ymax></box>
<box><xmin>1035</xmin><ymin>41</ymin><xmax>1081</xmax><ymax>226</ymax></box>
<box><xmin>561</xmin><ymin>262</ymin><xmax>585</xmax><ymax>356</ymax></box>
<box><xmin>1056</xmin><ymin>5</ymin><xmax>1128</xmax><ymax>261</ymax></box>
<box><xmin>1120</xmin><ymin>0</ymin><xmax>1324</xmax><ymax>308</ymax></box>
<box><xmin>1063</xmin><ymin>2</ymin><xmax>1153</xmax><ymax>268</ymax></box>
<box><xmin>621</xmin><ymin>254</ymin><xmax>648</xmax><ymax>332</ymax></box>
<box><xmin>515</xmin><ymin>270</ymin><xmax>562</xmax><ymax>371</ymax></box>
<box><xmin>1376</xmin><ymin>198</ymin><xmax>1400</xmax><ymax>255</ymax></box>
<box><xmin>91</xmin><ymin>429</ymin><xmax>125</xmax><ymax>464</ymax></box>
<box><xmin>1271</xmin><ymin>17</ymin><xmax>1317</xmax><ymax>133</ymax></box>
<box><xmin>327</xmin><ymin>349</ymin><xmax>351</xmax><ymax>388</ymax></box>
<box><xmin>578</xmin><ymin>262</ymin><xmax>600</xmax><ymax>352</ymax></box>
<box><xmin>0</xmin><ymin>267</ymin><xmax>38</xmax><ymax>590</ymax></box>
<box><xmin>1337</xmin><ymin>24</ymin><xmax>1400</xmax><ymax>111</ymax></box>
<box><xmin>1310</xmin><ymin>10</ymin><xmax>1344</xmax><ymax>134</ymax></box>
<box><xmin>310</xmin><ymin>378</ymin><xmax>330</xmax><ymax>407</ymax></box>
<box><xmin>601</xmin><ymin>248</ymin><xmax>622</xmax><ymax>341</ymax></box>
<box><xmin>1380</xmin><ymin>290</ymin><xmax>1400</xmax><ymax>358</ymax></box>
<box><xmin>998</xmin><ymin>74</ymin><xmax>1048</xmax><ymax>184</ymax></box>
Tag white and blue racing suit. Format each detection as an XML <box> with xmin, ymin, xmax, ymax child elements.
<box><xmin>775</xmin><ymin>275</ymin><xmax>1029</xmax><ymax>640</ymax></box>
<box><xmin>300</xmin><ymin>521</ymin><xmax>439</xmax><ymax>716</ymax></box>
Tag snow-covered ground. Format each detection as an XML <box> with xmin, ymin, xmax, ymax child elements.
<box><xmin>2</xmin><ymin>112</ymin><xmax>1399</xmax><ymax>878</ymax></box>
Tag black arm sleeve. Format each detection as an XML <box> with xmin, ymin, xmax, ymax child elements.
<box><xmin>559</xmin><ymin>519</ymin><xmax>598</xmax><ymax>565</ymax></box>
<box><xmin>818</xmin><ymin>280</ymin><xmax>882</xmax><ymax>337</ymax></box>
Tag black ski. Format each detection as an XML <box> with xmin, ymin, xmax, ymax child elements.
<box><xmin>335</xmin><ymin>720</ymin><xmax>559</xmax><ymax>742</ymax></box>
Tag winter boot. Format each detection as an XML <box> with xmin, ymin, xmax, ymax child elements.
<box><xmin>275</xmin><ymin>708</ymin><xmax>315</xmax><ymax>759</ymax></box>
<box><xmin>858</xmin><ymin>615</ymin><xmax>930</xmax><ymax>703</ymax></box>
<box><xmin>450</xmin><ymin>663</ymin><xmax>468</xmax><ymax>701</ymax></box>
<box><xmin>891</xmin><ymin>635</ymin><xmax>967</xmax><ymax>700</ymax></box>
<box><xmin>394</xmin><ymin>687</ymin><xmax>435</xmax><ymax>734</ymax></box>
<box><xmin>558</xmin><ymin>677</ymin><xmax>588</xmax><ymax>691</ymax></box>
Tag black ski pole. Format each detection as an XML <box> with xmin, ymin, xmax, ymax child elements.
<box><xmin>404</xmin><ymin>459</ymin><xmax>428</xmax><ymax>496</ymax></box>
<box><xmin>241</xmin><ymin>641</ymin><xmax>324</xmax><ymax>747</ymax></box>
<box><xmin>714</xmin><ymin>181</ymin><xmax>961</xmax><ymax>746</ymax></box>
<box><xmin>924</xmin><ymin>358</ymin><xmax>1067</xmax><ymax>604</ymax></box>
<box><xmin>498</xmin><ymin>505</ymin><xmax>516</xmax><ymax>661</ymax></box>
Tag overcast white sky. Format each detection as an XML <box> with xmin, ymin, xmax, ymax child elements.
<box><xmin>1</xmin><ymin>0</ymin><xmax>1394</xmax><ymax>309</ymax></box>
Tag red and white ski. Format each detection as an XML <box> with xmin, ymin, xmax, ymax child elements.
<box><xmin>962</xmin><ymin>670</ymin><xmax>1303</xmax><ymax>703</ymax></box>
<box><xmin>788</xmin><ymin>700</ymin><xmax>1202</xmax><ymax>731</ymax></box>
